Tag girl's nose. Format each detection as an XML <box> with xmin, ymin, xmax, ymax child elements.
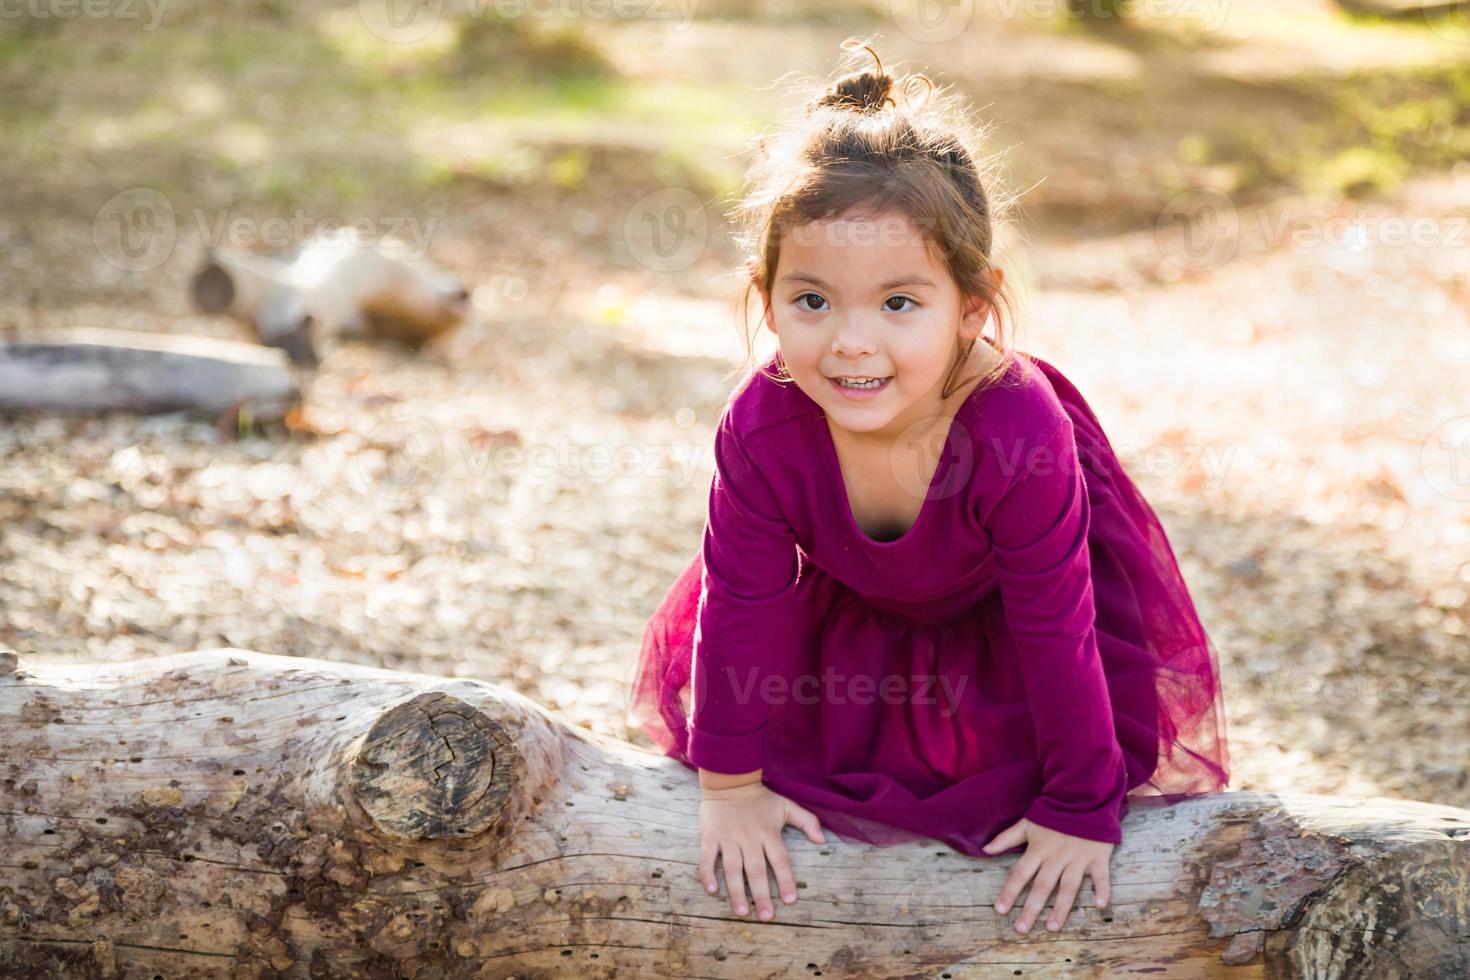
<box><xmin>831</xmin><ymin>321</ymin><xmax>877</xmax><ymax>357</ymax></box>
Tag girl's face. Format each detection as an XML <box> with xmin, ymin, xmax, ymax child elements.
<box><xmin>760</xmin><ymin>208</ymin><xmax>995</xmax><ymax>442</ymax></box>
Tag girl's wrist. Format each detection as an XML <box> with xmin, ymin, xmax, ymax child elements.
<box><xmin>700</xmin><ymin>780</ymin><xmax>766</xmax><ymax>801</ymax></box>
<box><xmin>698</xmin><ymin>767</ymin><xmax>763</xmax><ymax>794</ymax></box>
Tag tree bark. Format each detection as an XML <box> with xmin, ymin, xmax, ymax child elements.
<box><xmin>0</xmin><ymin>329</ymin><xmax>299</xmax><ymax>424</ymax></box>
<box><xmin>2</xmin><ymin>648</ymin><xmax>1467</xmax><ymax>978</ymax></box>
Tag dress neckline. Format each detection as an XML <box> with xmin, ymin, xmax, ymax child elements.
<box><xmin>811</xmin><ymin>379</ymin><xmax>985</xmax><ymax>549</ymax></box>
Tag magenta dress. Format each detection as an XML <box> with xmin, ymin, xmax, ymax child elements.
<box><xmin>626</xmin><ymin>347</ymin><xmax>1230</xmax><ymax>853</ymax></box>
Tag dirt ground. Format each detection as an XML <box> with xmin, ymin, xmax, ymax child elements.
<box><xmin>2</xmin><ymin>0</ymin><xmax>1468</xmax><ymax>817</ymax></box>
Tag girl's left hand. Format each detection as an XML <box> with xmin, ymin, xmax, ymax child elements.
<box><xmin>981</xmin><ymin>817</ymin><xmax>1113</xmax><ymax>934</ymax></box>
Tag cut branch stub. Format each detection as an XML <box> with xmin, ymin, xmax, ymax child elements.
<box><xmin>1287</xmin><ymin>838</ymin><xmax>1470</xmax><ymax>977</ymax></box>
<box><xmin>347</xmin><ymin>691</ymin><xmax>517</xmax><ymax>842</ymax></box>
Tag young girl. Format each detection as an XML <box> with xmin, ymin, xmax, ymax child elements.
<box><xmin>626</xmin><ymin>40</ymin><xmax>1230</xmax><ymax>937</ymax></box>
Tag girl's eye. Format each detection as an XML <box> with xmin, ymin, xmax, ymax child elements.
<box><xmin>885</xmin><ymin>295</ymin><xmax>918</xmax><ymax>312</ymax></box>
<box><xmin>796</xmin><ymin>293</ymin><xmax>828</xmax><ymax>312</ymax></box>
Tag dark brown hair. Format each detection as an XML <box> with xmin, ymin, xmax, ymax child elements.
<box><xmin>731</xmin><ymin>37</ymin><xmax>1027</xmax><ymax>399</ymax></box>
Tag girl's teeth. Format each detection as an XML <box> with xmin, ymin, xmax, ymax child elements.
<box><xmin>838</xmin><ymin>377</ymin><xmax>886</xmax><ymax>389</ymax></box>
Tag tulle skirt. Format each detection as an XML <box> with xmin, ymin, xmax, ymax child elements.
<box><xmin>625</xmin><ymin>355</ymin><xmax>1231</xmax><ymax>855</ymax></box>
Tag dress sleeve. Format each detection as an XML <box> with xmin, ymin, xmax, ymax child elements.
<box><xmin>984</xmin><ymin>413</ymin><xmax>1129</xmax><ymax>844</ymax></box>
<box><xmin>686</xmin><ymin>414</ymin><xmax>802</xmax><ymax>775</ymax></box>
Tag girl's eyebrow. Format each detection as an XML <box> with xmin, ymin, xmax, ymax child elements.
<box><xmin>781</xmin><ymin>272</ymin><xmax>936</xmax><ymax>290</ymax></box>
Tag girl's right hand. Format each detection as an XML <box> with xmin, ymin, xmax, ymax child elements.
<box><xmin>698</xmin><ymin>781</ymin><xmax>826</xmax><ymax>921</ymax></box>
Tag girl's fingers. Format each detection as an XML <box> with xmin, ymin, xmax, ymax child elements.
<box><xmin>994</xmin><ymin>852</ymin><xmax>1040</xmax><ymax>915</ymax></box>
<box><xmin>1015</xmin><ymin>861</ymin><xmax>1063</xmax><ymax>934</ymax></box>
<box><xmin>1045</xmin><ymin>866</ymin><xmax>1086</xmax><ymax>932</ymax></box>
<box><xmin>745</xmin><ymin>843</ymin><xmax>776</xmax><ymax>921</ymax></box>
<box><xmin>725</xmin><ymin>844</ymin><xmax>751</xmax><ymax>917</ymax></box>
<box><xmin>764</xmin><ymin>838</ymin><xmax>799</xmax><ymax>905</ymax></box>
<box><xmin>1092</xmin><ymin>858</ymin><xmax>1112</xmax><ymax>907</ymax></box>
<box><xmin>788</xmin><ymin>804</ymin><xmax>826</xmax><ymax>844</ymax></box>
<box><xmin>699</xmin><ymin>836</ymin><xmax>720</xmax><ymax>895</ymax></box>
<box><xmin>982</xmin><ymin>818</ymin><xmax>1026</xmax><ymax>855</ymax></box>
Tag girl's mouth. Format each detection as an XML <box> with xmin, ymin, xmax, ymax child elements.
<box><xmin>828</xmin><ymin>375</ymin><xmax>892</xmax><ymax>400</ymax></box>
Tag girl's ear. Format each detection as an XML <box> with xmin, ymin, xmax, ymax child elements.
<box><xmin>755</xmin><ymin>283</ymin><xmax>777</xmax><ymax>336</ymax></box>
<box><xmin>959</xmin><ymin>292</ymin><xmax>990</xmax><ymax>340</ymax></box>
<box><xmin>760</xmin><ymin>290</ymin><xmax>778</xmax><ymax>336</ymax></box>
<box><xmin>746</xmin><ymin>258</ymin><xmax>778</xmax><ymax>336</ymax></box>
<box><xmin>960</xmin><ymin>267</ymin><xmax>1004</xmax><ymax>339</ymax></box>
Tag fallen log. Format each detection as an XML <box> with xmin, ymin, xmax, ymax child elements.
<box><xmin>191</xmin><ymin>236</ymin><xmax>470</xmax><ymax>368</ymax></box>
<box><xmin>1</xmin><ymin>648</ymin><xmax>1467</xmax><ymax>978</ymax></box>
<box><xmin>0</xmin><ymin>329</ymin><xmax>300</xmax><ymax>424</ymax></box>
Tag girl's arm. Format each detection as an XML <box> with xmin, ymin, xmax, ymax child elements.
<box><xmin>985</xmin><ymin>412</ymin><xmax>1128</xmax><ymax>845</ymax></box>
<box><xmin>686</xmin><ymin>413</ymin><xmax>802</xmax><ymax>776</ymax></box>
<box><xmin>691</xmin><ymin>413</ymin><xmax>822</xmax><ymax>923</ymax></box>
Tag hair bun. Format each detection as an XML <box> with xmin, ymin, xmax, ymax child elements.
<box><xmin>815</xmin><ymin>71</ymin><xmax>895</xmax><ymax>114</ymax></box>
<box><xmin>812</xmin><ymin>39</ymin><xmax>896</xmax><ymax>114</ymax></box>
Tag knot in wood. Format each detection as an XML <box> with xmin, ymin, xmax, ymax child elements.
<box><xmin>348</xmin><ymin>692</ymin><xmax>514</xmax><ymax>841</ymax></box>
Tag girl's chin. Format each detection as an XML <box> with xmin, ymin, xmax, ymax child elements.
<box><xmin>822</xmin><ymin>396</ymin><xmax>900</xmax><ymax>433</ymax></box>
